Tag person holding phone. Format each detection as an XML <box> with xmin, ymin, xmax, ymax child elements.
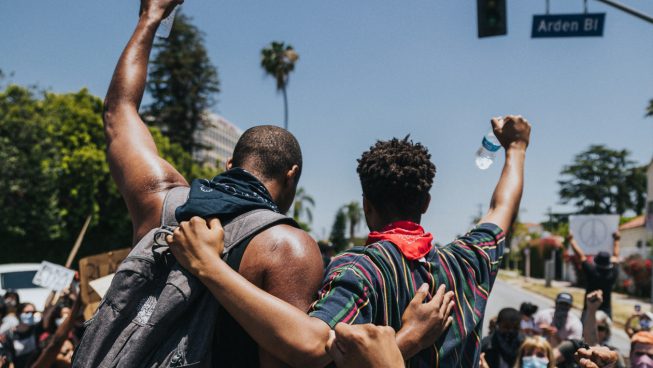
<box><xmin>625</xmin><ymin>305</ymin><xmax>653</xmax><ymax>338</ymax></box>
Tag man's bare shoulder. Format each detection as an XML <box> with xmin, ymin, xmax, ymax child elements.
<box><xmin>248</xmin><ymin>224</ymin><xmax>321</xmax><ymax>263</ymax></box>
<box><xmin>240</xmin><ymin>224</ymin><xmax>324</xmax><ymax>309</ymax></box>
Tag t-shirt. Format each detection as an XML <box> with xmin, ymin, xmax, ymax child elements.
<box><xmin>581</xmin><ymin>260</ymin><xmax>618</xmax><ymax>317</ymax></box>
<box><xmin>309</xmin><ymin>223</ymin><xmax>505</xmax><ymax>367</ymax></box>
<box><xmin>533</xmin><ymin>308</ymin><xmax>583</xmax><ymax>342</ymax></box>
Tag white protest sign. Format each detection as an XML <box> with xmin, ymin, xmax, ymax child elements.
<box><xmin>32</xmin><ymin>261</ymin><xmax>75</xmax><ymax>291</ymax></box>
<box><xmin>569</xmin><ymin>214</ymin><xmax>619</xmax><ymax>255</ymax></box>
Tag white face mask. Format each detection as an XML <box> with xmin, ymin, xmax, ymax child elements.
<box><xmin>55</xmin><ymin>317</ymin><xmax>65</xmax><ymax>327</ymax></box>
<box><xmin>522</xmin><ymin>355</ymin><xmax>549</xmax><ymax>368</ymax></box>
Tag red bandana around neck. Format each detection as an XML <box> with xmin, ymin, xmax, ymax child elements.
<box><xmin>366</xmin><ymin>221</ymin><xmax>434</xmax><ymax>261</ymax></box>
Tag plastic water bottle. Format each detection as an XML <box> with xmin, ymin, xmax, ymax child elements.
<box><xmin>475</xmin><ymin>131</ymin><xmax>501</xmax><ymax>170</ymax></box>
<box><xmin>156</xmin><ymin>5</ymin><xmax>180</xmax><ymax>38</ymax></box>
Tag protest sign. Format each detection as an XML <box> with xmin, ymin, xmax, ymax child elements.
<box><xmin>569</xmin><ymin>214</ymin><xmax>619</xmax><ymax>254</ymax></box>
<box><xmin>88</xmin><ymin>273</ymin><xmax>115</xmax><ymax>299</ymax></box>
<box><xmin>32</xmin><ymin>261</ymin><xmax>75</xmax><ymax>291</ymax></box>
<box><xmin>79</xmin><ymin>248</ymin><xmax>130</xmax><ymax>319</ymax></box>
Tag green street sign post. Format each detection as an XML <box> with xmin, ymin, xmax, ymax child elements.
<box><xmin>532</xmin><ymin>13</ymin><xmax>605</xmax><ymax>38</ymax></box>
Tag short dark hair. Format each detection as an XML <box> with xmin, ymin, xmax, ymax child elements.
<box><xmin>356</xmin><ymin>136</ymin><xmax>436</xmax><ymax>219</ymax></box>
<box><xmin>497</xmin><ymin>307</ymin><xmax>522</xmax><ymax>324</ymax></box>
<box><xmin>231</xmin><ymin>125</ymin><xmax>302</xmax><ymax>181</ymax></box>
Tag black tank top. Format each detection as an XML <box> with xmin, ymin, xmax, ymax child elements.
<box><xmin>213</xmin><ymin>234</ymin><xmax>260</xmax><ymax>368</ymax></box>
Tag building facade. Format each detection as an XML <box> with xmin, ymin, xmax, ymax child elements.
<box><xmin>193</xmin><ymin>113</ymin><xmax>242</xmax><ymax>169</ymax></box>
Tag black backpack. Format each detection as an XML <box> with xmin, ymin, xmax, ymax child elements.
<box><xmin>73</xmin><ymin>186</ymin><xmax>298</xmax><ymax>367</ymax></box>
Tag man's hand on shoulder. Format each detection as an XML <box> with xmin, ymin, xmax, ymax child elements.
<box><xmin>166</xmin><ymin>217</ymin><xmax>225</xmax><ymax>278</ymax></box>
<box><xmin>396</xmin><ymin>284</ymin><xmax>454</xmax><ymax>358</ymax></box>
<box><xmin>326</xmin><ymin>323</ymin><xmax>404</xmax><ymax>368</ymax></box>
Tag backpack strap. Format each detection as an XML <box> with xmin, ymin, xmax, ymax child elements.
<box><xmin>153</xmin><ymin>187</ymin><xmax>190</xmax><ymax>248</ymax></box>
<box><xmin>222</xmin><ymin>209</ymin><xmax>299</xmax><ymax>255</ymax></box>
<box><xmin>161</xmin><ymin>186</ymin><xmax>191</xmax><ymax>227</ymax></box>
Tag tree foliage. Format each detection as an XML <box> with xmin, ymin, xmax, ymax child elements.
<box><xmin>292</xmin><ymin>187</ymin><xmax>315</xmax><ymax>232</ymax></box>
<box><xmin>146</xmin><ymin>12</ymin><xmax>220</xmax><ymax>153</ymax></box>
<box><xmin>329</xmin><ymin>208</ymin><xmax>348</xmax><ymax>253</ymax></box>
<box><xmin>558</xmin><ymin>145</ymin><xmax>646</xmax><ymax>216</ymax></box>
<box><xmin>343</xmin><ymin>201</ymin><xmax>363</xmax><ymax>242</ymax></box>
<box><xmin>647</xmin><ymin>99</ymin><xmax>653</xmax><ymax>117</ymax></box>
<box><xmin>0</xmin><ymin>84</ymin><xmax>218</xmax><ymax>264</ymax></box>
<box><xmin>261</xmin><ymin>41</ymin><xmax>298</xmax><ymax>129</ymax></box>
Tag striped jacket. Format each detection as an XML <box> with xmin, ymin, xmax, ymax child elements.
<box><xmin>309</xmin><ymin>223</ymin><xmax>505</xmax><ymax>367</ymax></box>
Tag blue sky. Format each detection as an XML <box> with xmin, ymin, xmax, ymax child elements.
<box><xmin>1</xmin><ymin>0</ymin><xmax>652</xmax><ymax>243</ymax></box>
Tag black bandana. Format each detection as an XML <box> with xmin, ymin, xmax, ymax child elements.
<box><xmin>175</xmin><ymin>168</ymin><xmax>279</xmax><ymax>223</ymax></box>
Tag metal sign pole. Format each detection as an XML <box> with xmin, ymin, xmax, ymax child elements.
<box><xmin>594</xmin><ymin>0</ymin><xmax>653</xmax><ymax>24</ymax></box>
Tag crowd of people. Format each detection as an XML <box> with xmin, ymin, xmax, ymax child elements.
<box><xmin>2</xmin><ymin>0</ymin><xmax>651</xmax><ymax>367</ymax></box>
<box><xmin>0</xmin><ymin>287</ymin><xmax>83</xmax><ymax>368</ymax></box>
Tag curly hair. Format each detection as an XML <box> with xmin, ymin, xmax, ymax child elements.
<box><xmin>357</xmin><ymin>136</ymin><xmax>436</xmax><ymax>219</ymax></box>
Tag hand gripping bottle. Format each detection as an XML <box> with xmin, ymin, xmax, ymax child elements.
<box><xmin>475</xmin><ymin>130</ymin><xmax>501</xmax><ymax>170</ymax></box>
<box><xmin>156</xmin><ymin>5</ymin><xmax>180</xmax><ymax>38</ymax></box>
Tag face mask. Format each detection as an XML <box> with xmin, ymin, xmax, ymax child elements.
<box><xmin>522</xmin><ymin>355</ymin><xmax>549</xmax><ymax>368</ymax></box>
<box><xmin>19</xmin><ymin>312</ymin><xmax>40</xmax><ymax>326</ymax></box>
<box><xmin>55</xmin><ymin>317</ymin><xmax>65</xmax><ymax>327</ymax></box>
<box><xmin>20</xmin><ymin>313</ymin><xmax>34</xmax><ymax>325</ymax></box>
<box><xmin>632</xmin><ymin>353</ymin><xmax>653</xmax><ymax>368</ymax></box>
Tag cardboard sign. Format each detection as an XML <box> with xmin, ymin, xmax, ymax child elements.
<box><xmin>78</xmin><ymin>248</ymin><xmax>130</xmax><ymax>319</ymax></box>
<box><xmin>32</xmin><ymin>261</ymin><xmax>75</xmax><ymax>291</ymax></box>
<box><xmin>88</xmin><ymin>273</ymin><xmax>115</xmax><ymax>299</ymax></box>
<box><xmin>569</xmin><ymin>215</ymin><xmax>619</xmax><ymax>255</ymax></box>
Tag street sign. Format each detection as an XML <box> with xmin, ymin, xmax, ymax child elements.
<box><xmin>532</xmin><ymin>13</ymin><xmax>605</xmax><ymax>38</ymax></box>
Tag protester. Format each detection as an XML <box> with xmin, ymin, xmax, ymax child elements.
<box><xmin>629</xmin><ymin>331</ymin><xmax>653</xmax><ymax>368</ymax></box>
<box><xmin>625</xmin><ymin>309</ymin><xmax>653</xmax><ymax>338</ymax></box>
<box><xmin>534</xmin><ymin>292</ymin><xmax>583</xmax><ymax>347</ymax></box>
<box><xmin>30</xmin><ymin>287</ymin><xmax>82</xmax><ymax>368</ymax></box>
<box><xmin>520</xmin><ymin>302</ymin><xmax>539</xmax><ymax>336</ymax></box>
<box><xmin>575</xmin><ymin>346</ymin><xmax>620</xmax><ymax>368</ymax></box>
<box><xmin>567</xmin><ymin>231</ymin><xmax>620</xmax><ymax>318</ymax></box>
<box><xmin>167</xmin><ymin>115</ymin><xmax>531</xmax><ymax>366</ymax></box>
<box><xmin>1</xmin><ymin>292</ymin><xmax>20</xmax><ymax>335</ymax></box>
<box><xmin>87</xmin><ymin>0</ymin><xmax>328</xmax><ymax>365</ymax></box>
<box><xmin>0</xmin><ymin>340</ymin><xmax>14</xmax><ymax>368</ymax></box>
<box><xmin>481</xmin><ymin>308</ymin><xmax>525</xmax><ymax>368</ymax></box>
<box><xmin>11</xmin><ymin>303</ymin><xmax>41</xmax><ymax>368</ymax></box>
<box><xmin>513</xmin><ymin>336</ymin><xmax>555</xmax><ymax>368</ymax></box>
<box><xmin>582</xmin><ymin>290</ymin><xmax>625</xmax><ymax>368</ymax></box>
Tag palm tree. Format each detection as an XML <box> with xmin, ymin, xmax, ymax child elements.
<box><xmin>343</xmin><ymin>201</ymin><xmax>363</xmax><ymax>243</ymax></box>
<box><xmin>260</xmin><ymin>41</ymin><xmax>299</xmax><ymax>130</ymax></box>
<box><xmin>292</xmin><ymin>187</ymin><xmax>315</xmax><ymax>230</ymax></box>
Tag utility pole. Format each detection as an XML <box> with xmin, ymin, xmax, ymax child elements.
<box><xmin>594</xmin><ymin>0</ymin><xmax>653</xmax><ymax>24</ymax></box>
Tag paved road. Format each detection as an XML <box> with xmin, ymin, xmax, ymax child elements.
<box><xmin>484</xmin><ymin>278</ymin><xmax>630</xmax><ymax>356</ymax></box>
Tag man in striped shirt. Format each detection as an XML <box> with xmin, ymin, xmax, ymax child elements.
<box><xmin>167</xmin><ymin>115</ymin><xmax>531</xmax><ymax>367</ymax></box>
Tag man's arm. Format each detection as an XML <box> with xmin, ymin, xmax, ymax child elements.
<box><xmin>479</xmin><ymin>115</ymin><xmax>531</xmax><ymax>231</ymax></box>
<box><xmin>326</xmin><ymin>324</ymin><xmax>404</xmax><ymax>368</ymax></box>
<box><xmin>104</xmin><ymin>0</ymin><xmax>187</xmax><ymax>242</ymax></box>
<box><xmin>583</xmin><ymin>290</ymin><xmax>603</xmax><ymax>346</ymax></box>
<box><xmin>611</xmin><ymin>231</ymin><xmax>620</xmax><ymax>262</ymax></box>
<box><xmin>567</xmin><ymin>232</ymin><xmax>587</xmax><ymax>263</ymax></box>
<box><xmin>166</xmin><ymin>217</ymin><xmax>454</xmax><ymax>367</ymax></box>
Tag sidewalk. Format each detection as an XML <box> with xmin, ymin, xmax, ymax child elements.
<box><xmin>497</xmin><ymin>270</ymin><xmax>651</xmax><ymax>328</ymax></box>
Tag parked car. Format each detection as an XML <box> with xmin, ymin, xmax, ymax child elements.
<box><xmin>0</xmin><ymin>263</ymin><xmax>51</xmax><ymax>311</ymax></box>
